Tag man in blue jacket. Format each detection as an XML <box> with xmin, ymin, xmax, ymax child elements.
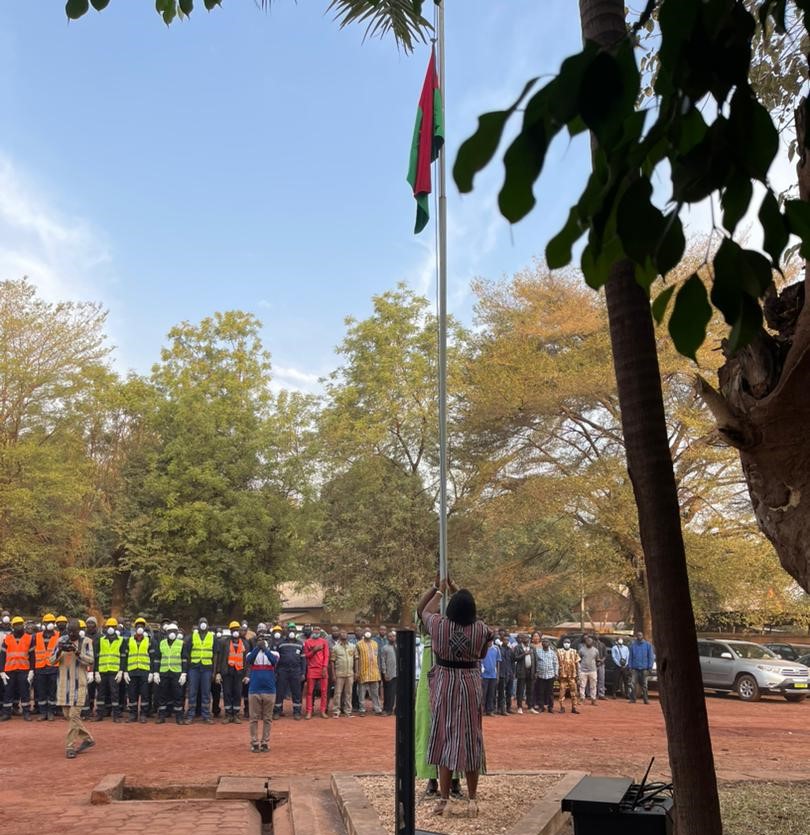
<box><xmin>627</xmin><ymin>631</ymin><xmax>655</xmax><ymax>704</ymax></box>
<box><xmin>246</xmin><ymin>630</ymin><xmax>280</xmax><ymax>753</ymax></box>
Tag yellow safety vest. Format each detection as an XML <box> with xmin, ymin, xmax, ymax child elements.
<box><xmin>190</xmin><ymin>631</ymin><xmax>214</xmax><ymax>666</ymax></box>
<box><xmin>127</xmin><ymin>636</ymin><xmax>150</xmax><ymax>672</ymax></box>
<box><xmin>98</xmin><ymin>636</ymin><xmax>123</xmax><ymax>673</ymax></box>
<box><xmin>159</xmin><ymin>638</ymin><xmax>183</xmax><ymax>673</ymax></box>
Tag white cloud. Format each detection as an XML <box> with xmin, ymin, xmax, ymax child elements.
<box><xmin>271</xmin><ymin>363</ymin><xmax>323</xmax><ymax>394</ymax></box>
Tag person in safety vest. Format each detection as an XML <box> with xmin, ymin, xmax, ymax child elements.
<box><xmin>0</xmin><ymin>610</ymin><xmax>8</xmax><ymax>710</ymax></box>
<box><xmin>0</xmin><ymin>616</ymin><xmax>35</xmax><ymax>720</ymax></box>
<box><xmin>122</xmin><ymin>616</ymin><xmax>153</xmax><ymax>722</ymax></box>
<box><xmin>184</xmin><ymin>616</ymin><xmax>215</xmax><ymax>724</ymax></box>
<box><xmin>94</xmin><ymin>618</ymin><xmax>124</xmax><ymax>721</ymax></box>
<box><xmin>154</xmin><ymin>621</ymin><xmax>187</xmax><ymax>724</ymax></box>
<box><xmin>55</xmin><ymin>615</ymin><xmax>68</xmax><ymax>636</ymax></box>
<box><xmin>274</xmin><ymin>624</ymin><xmax>306</xmax><ymax>720</ymax></box>
<box><xmin>52</xmin><ymin>618</ymin><xmax>95</xmax><ymax>759</ymax></box>
<box><xmin>218</xmin><ymin>621</ymin><xmax>249</xmax><ymax>723</ymax></box>
<box><xmin>33</xmin><ymin>613</ymin><xmax>60</xmax><ymax>721</ymax></box>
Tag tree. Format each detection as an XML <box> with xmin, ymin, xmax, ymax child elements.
<box><xmin>311</xmin><ymin>454</ymin><xmax>437</xmax><ymax>624</ymax></box>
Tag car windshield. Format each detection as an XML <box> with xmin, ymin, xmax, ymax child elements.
<box><xmin>728</xmin><ymin>643</ymin><xmax>778</xmax><ymax>660</ymax></box>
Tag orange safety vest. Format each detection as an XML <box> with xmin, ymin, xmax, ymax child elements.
<box><xmin>227</xmin><ymin>639</ymin><xmax>245</xmax><ymax>671</ymax></box>
<box><xmin>3</xmin><ymin>633</ymin><xmax>33</xmax><ymax>671</ymax></box>
<box><xmin>34</xmin><ymin>632</ymin><xmax>59</xmax><ymax>669</ymax></box>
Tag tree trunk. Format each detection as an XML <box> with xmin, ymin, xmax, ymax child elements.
<box><xmin>110</xmin><ymin>550</ymin><xmax>130</xmax><ymax>620</ymax></box>
<box><xmin>627</xmin><ymin>574</ymin><xmax>651</xmax><ymax>636</ymax></box>
<box><xmin>702</xmin><ymin>97</ymin><xmax>810</xmax><ymax>593</ymax></box>
<box><xmin>579</xmin><ymin>4</ymin><xmax>723</xmax><ymax>833</ymax></box>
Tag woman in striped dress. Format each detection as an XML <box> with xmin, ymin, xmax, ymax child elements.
<box><xmin>416</xmin><ymin>577</ymin><xmax>492</xmax><ymax>817</ymax></box>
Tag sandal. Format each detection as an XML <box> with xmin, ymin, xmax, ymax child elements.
<box><xmin>468</xmin><ymin>799</ymin><xmax>479</xmax><ymax>818</ymax></box>
<box><xmin>431</xmin><ymin>798</ymin><xmax>448</xmax><ymax>816</ymax></box>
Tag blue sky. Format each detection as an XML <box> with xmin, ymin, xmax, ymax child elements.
<box><xmin>0</xmin><ymin>1</ymin><xmax>592</xmax><ymax>389</ymax></box>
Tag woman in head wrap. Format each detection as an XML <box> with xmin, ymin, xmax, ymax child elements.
<box><xmin>416</xmin><ymin>576</ymin><xmax>492</xmax><ymax>817</ymax></box>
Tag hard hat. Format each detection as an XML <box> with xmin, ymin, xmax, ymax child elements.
<box><xmin>104</xmin><ymin>617</ymin><xmax>118</xmax><ymax>627</ymax></box>
<box><xmin>286</xmin><ymin>622</ymin><xmax>297</xmax><ymax>629</ymax></box>
<box><xmin>272</xmin><ymin>624</ymin><xmax>282</xmax><ymax>632</ymax></box>
<box><xmin>42</xmin><ymin>613</ymin><xmax>56</xmax><ymax>623</ymax></box>
<box><xmin>228</xmin><ymin>620</ymin><xmax>240</xmax><ymax>630</ymax></box>
<box><xmin>133</xmin><ymin>617</ymin><xmax>147</xmax><ymax>626</ymax></box>
<box><xmin>55</xmin><ymin>615</ymin><xmax>68</xmax><ymax>624</ymax></box>
<box><xmin>11</xmin><ymin>616</ymin><xmax>24</xmax><ymax>626</ymax></box>
<box><xmin>78</xmin><ymin>619</ymin><xmax>86</xmax><ymax>629</ymax></box>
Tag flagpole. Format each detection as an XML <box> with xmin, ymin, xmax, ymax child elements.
<box><xmin>436</xmin><ymin>0</ymin><xmax>449</xmax><ymax>613</ymax></box>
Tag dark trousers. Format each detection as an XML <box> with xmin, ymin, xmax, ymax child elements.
<box><xmin>630</xmin><ymin>668</ymin><xmax>650</xmax><ymax>702</ymax></box>
<box><xmin>351</xmin><ymin>680</ymin><xmax>360</xmax><ymax>710</ymax></box>
<box><xmin>222</xmin><ymin>669</ymin><xmax>243</xmax><ymax>714</ymax></box>
<box><xmin>497</xmin><ymin>675</ymin><xmax>513</xmax><ymax>712</ymax></box>
<box><xmin>128</xmin><ymin>673</ymin><xmax>150</xmax><ymax>717</ymax></box>
<box><xmin>534</xmin><ymin>677</ymin><xmax>555</xmax><ymax>711</ymax></box>
<box><xmin>482</xmin><ymin>677</ymin><xmax>497</xmax><ymax>714</ymax></box>
<box><xmin>34</xmin><ymin>672</ymin><xmax>57</xmax><ymax>714</ymax></box>
<box><xmin>382</xmin><ymin>677</ymin><xmax>397</xmax><ymax>714</ymax></box>
<box><xmin>97</xmin><ymin>672</ymin><xmax>121</xmax><ymax>717</ymax></box>
<box><xmin>83</xmin><ymin>677</ymin><xmax>97</xmax><ymax>716</ymax></box>
<box><xmin>211</xmin><ymin>675</ymin><xmax>222</xmax><ymax>716</ymax></box>
<box><xmin>274</xmin><ymin>667</ymin><xmax>302</xmax><ymax>715</ymax></box>
<box><xmin>2</xmin><ymin>670</ymin><xmax>31</xmax><ymax>715</ymax></box>
<box><xmin>616</xmin><ymin>665</ymin><xmax>631</xmax><ymax>698</ymax></box>
<box><xmin>159</xmin><ymin>672</ymin><xmax>184</xmax><ymax>715</ymax></box>
<box><xmin>515</xmin><ymin>676</ymin><xmax>531</xmax><ymax>709</ymax></box>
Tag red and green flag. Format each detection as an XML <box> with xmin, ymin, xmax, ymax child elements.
<box><xmin>407</xmin><ymin>49</ymin><xmax>444</xmax><ymax>234</ymax></box>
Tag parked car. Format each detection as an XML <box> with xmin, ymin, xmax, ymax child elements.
<box><xmin>697</xmin><ymin>638</ymin><xmax>810</xmax><ymax>702</ymax></box>
<box><xmin>764</xmin><ymin>642</ymin><xmax>801</xmax><ymax>661</ymax></box>
<box><xmin>798</xmin><ymin>653</ymin><xmax>810</xmax><ymax>669</ymax></box>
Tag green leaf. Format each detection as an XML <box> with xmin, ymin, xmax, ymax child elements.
<box><xmin>785</xmin><ymin>200</ymin><xmax>810</xmax><ymax>258</ymax></box>
<box><xmin>498</xmin><ymin>122</ymin><xmax>548</xmax><ymax>223</ymax></box>
<box><xmin>204</xmin><ymin>0</ymin><xmax>220</xmax><ymax>9</ymax></box>
<box><xmin>580</xmin><ymin>234</ymin><xmax>623</xmax><ymax>291</ymax></box>
<box><xmin>179</xmin><ymin>0</ymin><xmax>193</xmax><ymax>15</ymax></box>
<box><xmin>729</xmin><ymin>87</ymin><xmax>778</xmax><ymax>182</ymax></box>
<box><xmin>546</xmin><ymin>207</ymin><xmax>584</xmax><ymax>270</ymax></box>
<box><xmin>711</xmin><ymin>238</ymin><xmax>743</xmax><ymax>324</ymax></box>
<box><xmin>655</xmin><ymin>211</ymin><xmax>685</xmax><ymax>276</ymax></box>
<box><xmin>90</xmin><ymin>0</ymin><xmax>110</xmax><ymax>9</ymax></box>
<box><xmin>739</xmin><ymin>248</ymin><xmax>773</xmax><ymax>297</ymax></box>
<box><xmin>720</xmin><ymin>176</ymin><xmax>752</xmax><ymax>235</ymax></box>
<box><xmin>577</xmin><ymin>45</ymin><xmax>638</xmax><ymax>146</ymax></box>
<box><xmin>668</xmin><ymin>275</ymin><xmax>712</xmax><ymax>361</ymax></box>
<box><xmin>651</xmin><ymin>285</ymin><xmax>676</xmax><ymax>325</ymax></box>
<box><xmin>616</xmin><ymin>178</ymin><xmax>665</xmax><ymax>266</ymax></box>
<box><xmin>548</xmin><ymin>44</ymin><xmax>598</xmax><ymax>126</ymax></box>
<box><xmin>671</xmin><ymin>119</ymin><xmax>731</xmax><ymax>203</ymax></box>
<box><xmin>759</xmin><ymin>190</ymin><xmax>789</xmax><ymax>267</ymax></box>
<box><xmin>453</xmin><ymin>77</ymin><xmax>539</xmax><ymax>194</ymax></box>
<box><xmin>726</xmin><ymin>295</ymin><xmax>763</xmax><ymax>354</ymax></box>
<box><xmin>66</xmin><ymin>0</ymin><xmax>90</xmax><ymax>19</ymax></box>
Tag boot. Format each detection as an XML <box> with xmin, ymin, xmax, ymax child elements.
<box><xmin>233</xmin><ymin>714</ymin><xmax>242</xmax><ymax>724</ymax></box>
<box><xmin>156</xmin><ymin>715</ymin><xmax>166</xmax><ymax>724</ymax></box>
<box><xmin>47</xmin><ymin>711</ymin><xmax>55</xmax><ymax>721</ymax></box>
<box><xmin>22</xmin><ymin>713</ymin><xmax>32</xmax><ymax>721</ymax></box>
<box><xmin>92</xmin><ymin>714</ymin><xmax>104</xmax><ymax>722</ymax></box>
<box><xmin>39</xmin><ymin>712</ymin><xmax>49</xmax><ymax>721</ymax></box>
<box><xmin>126</xmin><ymin>715</ymin><xmax>137</xmax><ymax>723</ymax></box>
<box><xmin>572</xmin><ymin>707</ymin><xmax>580</xmax><ymax>714</ymax></box>
<box><xmin>175</xmin><ymin>714</ymin><xmax>185</xmax><ymax>725</ymax></box>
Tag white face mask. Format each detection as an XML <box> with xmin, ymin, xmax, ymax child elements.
<box><xmin>617</xmin><ymin>638</ymin><xmax>624</xmax><ymax>645</ymax></box>
<box><xmin>364</xmin><ymin>631</ymin><xmax>372</xmax><ymax>639</ymax></box>
<box><xmin>136</xmin><ymin>627</ymin><xmax>144</xmax><ymax>636</ymax></box>
<box><xmin>289</xmin><ymin>631</ymin><xmax>296</xmax><ymax>639</ymax></box>
<box><xmin>168</xmin><ymin>631</ymin><xmax>177</xmax><ymax>640</ymax></box>
<box><xmin>231</xmin><ymin>630</ymin><xmax>239</xmax><ymax>638</ymax></box>
<box><xmin>46</xmin><ymin>623</ymin><xmax>55</xmax><ymax>631</ymax></box>
<box><xmin>1</xmin><ymin>616</ymin><xmax>9</xmax><ymax>624</ymax></box>
<box><xmin>273</xmin><ymin>632</ymin><xmax>281</xmax><ymax>639</ymax></box>
<box><xmin>563</xmin><ymin>642</ymin><xmax>571</xmax><ymax>649</ymax></box>
<box><xmin>199</xmin><ymin>622</ymin><xmax>208</xmax><ymax>631</ymax></box>
<box><xmin>177</xmin><ymin>633</ymin><xmax>184</xmax><ymax>641</ymax></box>
<box><xmin>106</xmin><ymin>627</ymin><xmax>115</xmax><ymax>636</ymax></box>
<box><xmin>115</xmin><ymin>630</ymin><xmax>122</xmax><ymax>637</ymax></box>
<box><xmin>79</xmin><ymin>630</ymin><xmax>85</xmax><ymax>638</ymax></box>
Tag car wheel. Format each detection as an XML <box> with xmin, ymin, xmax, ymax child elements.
<box><xmin>784</xmin><ymin>693</ymin><xmax>807</xmax><ymax>703</ymax></box>
<box><xmin>736</xmin><ymin>674</ymin><xmax>760</xmax><ymax>702</ymax></box>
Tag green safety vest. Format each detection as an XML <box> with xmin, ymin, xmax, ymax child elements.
<box><xmin>127</xmin><ymin>636</ymin><xmax>151</xmax><ymax>672</ymax></box>
<box><xmin>190</xmin><ymin>631</ymin><xmax>214</xmax><ymax>666</ymax></box>
<box><xmin>159</xmin><ymin>638</ymin><xmax>183</xmax><ymax>673</ymax></box>
<box><xmin>98</xmin><ymin>636</ymin><xmax>123</xmax><ymax>673</ymax></box>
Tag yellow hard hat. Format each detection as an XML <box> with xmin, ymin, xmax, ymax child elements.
<box><xmin>42</xmin><ymin>613</ymin><xmax>56</xmax><ymax>623</ymax></box>
<box><xmin>55</xmin><ymin>615</ymin><xmax>68</xmax><ymax>624</ymax></box>
<box><xmin>78</xmin><ymin>619</ymin><xmax>86</xmax><ymax>629</ymax></box>
<box><xmin>228</xmin><ymin>620</ymin><xmax>241</xmax><ymax>630</ymax></box>
<box><xmin>272</xmin><ymin>624</ymin><xmax>283</xmax><ymax>632</ymax></box>
<box><xmin>133</xmin><ymin>617</ymin><xmax>147</xmax><ymax>626</ymax></box>
<box><xmin>11</xmin><ymin>616</ymin><xmax>24</xmax><ymax>626</ymax></box>
<box><xmin>104</xmin><ymin>617</ymin><xmax>118</xmax><ymax>628</ymax></box>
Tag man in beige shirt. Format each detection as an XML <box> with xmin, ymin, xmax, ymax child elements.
<box><xmin>330</xmin><ymin>630</ymin><xmax>357</xmax><ymax>717</ymax></box>
<box><xmin>51</xmin><ymin>619</ymin><xmax>95</xmax><ymax>758</ymax></box>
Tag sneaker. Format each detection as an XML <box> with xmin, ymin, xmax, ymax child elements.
<box><xmin>66</xmin><ymin>749</ymin><xmax>77</xmax><ymax>759</ymax></box>
<box><xmin>320</xmin><ymin>711</ymin><xmax>329</xmax><ymax>719</ymax></box>
<box><xmin>203</xmin><ymin>718</ymin><xmax>214</xmax><ymax>725</ymax></box>
<box><xmin>530</xmin><ymin>708</ymin><xmax>539</xmax><ymax>714</ymax></box>
<box><xmin>260</xmin><ymin>742</ymin><xmax>269</xmax><ymax>752</ymax></box>
<box><xmin>76</xmin><ymin>739</ymin><xmax>96</xmax><ymax>755</ymax></box>
<box><xmin>92</xmin><ymin>715</ymin><xmax>105</xmax><ymax>722</ymax></box>
<box><xmin>293</xmin><ymin>714</ymin><xmax>302</xmax><ymax>721</ymax></box>
<box><xmin>126</xmin><ymin>716</ymin><xmax>137</xmax><ymax>723</ymax></box>
<box><xmin>305</xmin><ymin>712</ymin><xmax>312</xmax><ymax>720</ymax></box>
<box><xmin>517</xmin><ymin>707</ymin><xmax>523</xmax><ymax>715</ymax></box>
<box><xmin>22</xmin><ymin>714</ymin><xmax>32</xmax><ymax>722</ymax></box>
<box><xmin>591</xmin><ymin>699</ymin><xmax>597</xmax><ymax>706</ymax></box>
<box><xmin>425</xmin><ymin>779</ymin><xmax>438</xmax><ymax>797</ymax></box>
<box><xmin>156</xmin><ymin>715</ymin><xmax>166</xmax><ymax>724</ymax></box>
<box><xmin>572</xmin><ymin>707</ymin><xmax>580</xmax><ymax>714</ymax></box>
<box><xmin>250</xmin><ymin>742</ymin><xmax>260</xmax><ymax>753</ymax></box>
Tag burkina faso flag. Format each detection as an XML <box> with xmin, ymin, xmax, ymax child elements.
<box><xmin>407</xmin><ymin>49</ymin><xmax>444</xmax><ymax>234</ymax></box>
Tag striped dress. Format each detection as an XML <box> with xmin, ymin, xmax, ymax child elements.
<box><xmin>423</xmin><ymin>612</ymin><xmax>491</xmax><ymax>772</ymax></box>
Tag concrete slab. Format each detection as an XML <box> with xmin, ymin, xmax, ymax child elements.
<box><xmin>215</xmin><ymin>775</ymin><xmax>269</xmax><ymax>800</ymax></box>
<box><xmin>90</xmin><ymin>772</ymin><xmax>125</xmax><ymax>805</ymax></box>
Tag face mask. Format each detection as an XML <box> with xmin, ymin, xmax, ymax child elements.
<box><xmin>288</xmin><ymin>631</ymin><xmax>296</xmax><ymax>639</ymax></box>
<box><xmin>168</xmin><ymin>631</ymin><xmax>177</xmax><ymax>641</ymax></box>
<box><xmin>563</xmin><ymin>642</ymin><xmax>571</xmax><ymax>649</ymax></box>
<box><xmin>135</xmin><ymin>627</ymin><xmax>144</xmax><ymax>636</ymax></box>
<box><xmin>79</xmin><ymin>630</ymin><xmax>86</xmax><ymax>638</ymax></box>
<box><xmin>232</xmin><ymin>630</ymin><xmax>239</xmax><ymax>638</ymax></box>
<box><xmin>313</xmin><ymin>632</ymin><xmax>321</xmax><ymax>639</ymax></box>
<box><xmin>106</xmin><ymin>627</ymin><xmax>115</xmax><ymax>636</ymax></box>
<box><xmin>1</xmin><ymin>616</ymin><xmax>9</xmax><ymax>624</ymax></box>
<box><xmin>199</xmin><ymin>622</ymin><xmax>208</xmax><ymax>631</ymax></box>
<box><xmin>495</xmin><ymin>638</ymin><xmax>502</xmax><ymax>646</ymax></box>
<box><xmin>617</xmin><ymin>638</ymin><xmax>624</xmax><ymax>645</ymax></box>
<box><xmin>115</xmin><ymin>630</ymin><xmax>122</xmax><ymax>637</ymax></box>
<box><xmin>364</xmin><ymin>631</ymin><xmax>372</xmax><ymax>639</ymax></box>
<box><xmin>46</xmin><ymin>623</ymin><xmax>55</xmax><ymax>631</ymax></box>
<box><xmin>273</xmin><ymin>632</ymin><xmax>280</xmax><ymax>639</ymax></box>
<box><xmin>178</xmin><ymin>633</ymin><xmax>184</xmax><ymax>641</ymax></box>
<box><xmin>13</xmin><ymin>628</ymin><xmax>23</xmax><ymax>637</ymax></box>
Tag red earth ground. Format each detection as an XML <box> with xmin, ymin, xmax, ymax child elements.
<box><xmin>3</xmin><ymin>692</ymin><xmax>806</xmax><ymax>831</ymax></box>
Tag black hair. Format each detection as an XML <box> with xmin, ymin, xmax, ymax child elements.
<box><xmin>446</xmin><ymin>589</ymin><xmax>477</xmax><ymax>626</ymax></box>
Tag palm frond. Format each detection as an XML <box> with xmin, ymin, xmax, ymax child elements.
<box><xmin>325</xmin><ymin>0</ymin><xmax>434</xmax><ymax>53</ymax></box>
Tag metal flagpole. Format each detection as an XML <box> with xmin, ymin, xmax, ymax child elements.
<box><xmin>436</xmin><ymin>0</ymin><xmax>449</xmax><ymax>613</ymax></box>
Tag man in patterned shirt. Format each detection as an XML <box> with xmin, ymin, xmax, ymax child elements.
<box><xmin>356</xmin><ymin>630</ymin><xmax>383</xmax><ymax>715</ymax></box>
<box><xmin>556</xmin><ymin>638</ymin><xmax>580</xmax><ymax>714</ymax></box>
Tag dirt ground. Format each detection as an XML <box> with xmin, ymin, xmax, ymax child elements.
<box><xmin>2</xmin><ymin>693</ymin><xmax>807</xmax><ymax>829</ymax></box>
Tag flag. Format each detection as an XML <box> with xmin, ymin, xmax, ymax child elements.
<box><xmin>407</xmin><ymin>49</ymin><xmax>444</xmax><ymax>234</ymax></box>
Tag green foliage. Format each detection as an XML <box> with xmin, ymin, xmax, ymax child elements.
<box><xmin>452</xmin><ymin>0</ymin><xmax>810</xmax><ymax>361</ymax></box>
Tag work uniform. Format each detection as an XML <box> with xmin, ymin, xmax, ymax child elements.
<box><xmin>95</xmin><ymin>634</ymin><xmax>124</xmax><ymax>720</ymax></box>
<box><xmin>556</xmin><ymin>647</ymin><xmax>580</xmax><ymax>711</ymax></box>
<box><xmin>330</xmin><ymin>640</ymin><xmax>357</xmax><ymax>717</ymax></box>
<box><xmin>124</xmin><ymin>634</ymin><xmax>152</xmax><ymax>720</ymax></box>
<box><xmin>185</xmin><ymin>630</ymin><xmax>215</xmax><ymax>722</ymax></box>
<box><xmin>303</xmin><ymin>635</ymin><xmax>330</xmax><ymax>717</ymax></box>
<box><xmin>33</xmin><ymin>631</ymin><xmax>60</xmax><ymax>719</ymax></box>
<box><xmin>219</xmin><ymin>636</ymin><xmax>248</xmax><ymax>719</ymax></box>
<box><xmin>155</xmin><ymin>636</ymin><xmax>186</xmax><ymax>722</ymax></box>
<box><xmin>0</xmin><ymin>631</ymin><xmax>35</xmax><ymax>719</ymax></box>
<box><xmin>274</xmin><ymin>636</ymin><xmax>306</xmax><ymax>718</ymax></box>
<box><xmin>82</xmin><ymin>628</ymin><xmax>100</xmax><ymax>718</ymax></box>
